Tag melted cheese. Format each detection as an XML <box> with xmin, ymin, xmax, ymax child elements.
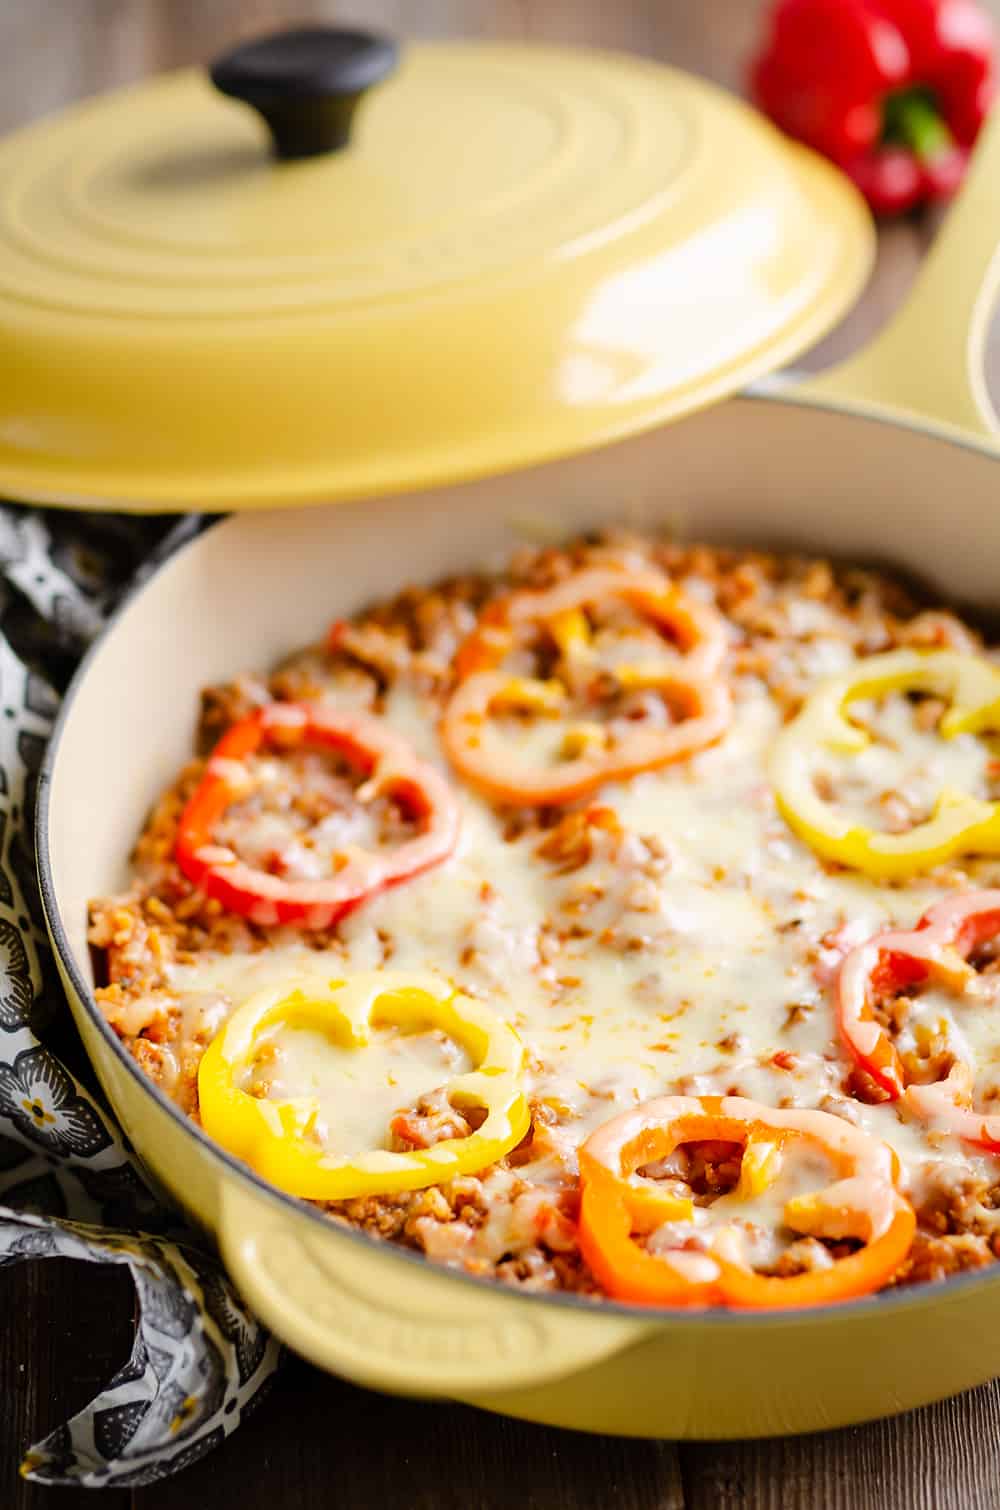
<box><xmin>647</xmin><ymin>1141</ymin><xmax>838</xmax><ymax>1271</ymax></box>
<box><xmin>898</xmin><ymin>977</ymin><xmax>1000</xmax><ymax>1096</ymax></box>
<box><xmin>166</xmin><ymin>660</ymin><xmax>1000</xmax><ymax>1215</ymax></box>
<box><xmin>246</xmin><ymin>1022</ymin><xmax>471</xmax><ymax>1159</ymax></box>
<box><xmin>815</xmin><ymin>694</ymin><xmax>997</xmax><ymax>830</ymax></box>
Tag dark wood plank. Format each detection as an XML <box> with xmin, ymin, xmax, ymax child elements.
<box><xmin>680</xmin><ymin>1382</ymin><xmax>1000</xmax><ymax>1510</ymax></box>
<box><xmin>0</xmin><ymin>1258</ymin><xmax>133</xmax><ymax>1510</ymax></box>
<box><xmin>140</xmin><ymin>1354</ymin><xmax>685</xmax><ymax>1510</ymax></box>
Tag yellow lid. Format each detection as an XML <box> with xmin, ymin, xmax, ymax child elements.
<box><xmin>0</xmin><ymin>35</ymin><xmax>874</xmax><ymax>511</ymax></box>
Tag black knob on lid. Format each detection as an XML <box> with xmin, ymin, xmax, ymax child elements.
<box><xmin>210</xmin><ymin>26</ymin><xmax>399</xmax><ymax>159</ymax></box>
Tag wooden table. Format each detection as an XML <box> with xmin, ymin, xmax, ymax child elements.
<box><xmin>3</xmin><ymin>3</ymin><xmax>1000</xmax><ymax>1506</ymax></box>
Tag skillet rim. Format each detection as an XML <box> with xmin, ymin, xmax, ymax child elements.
<box><xmin>34</xmin><ymin>387</ymin><xmax>1000</xmax><ymax>1334</ymax></box>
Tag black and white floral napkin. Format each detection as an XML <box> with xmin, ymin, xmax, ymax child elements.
<box><xmin>0</xmin><ymin>507</ymin><xmax>280</xmax><ymax>1489</ymax></box>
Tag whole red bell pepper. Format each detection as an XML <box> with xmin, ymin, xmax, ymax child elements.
<box><xmin>750</xmin><ymin>0</ymin><xmax>995</xmax><ymax>214</ymax></box>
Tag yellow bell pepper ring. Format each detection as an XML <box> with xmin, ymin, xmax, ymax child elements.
<box><xmin>197</xmin><ymin>970</ymin><xmax>530</xmax><ymax>1200</ymax></box>
<box><xmin>771</xmin><ymin>649</ymin><xmax>1000</xmax><ymax>880</ymax></box>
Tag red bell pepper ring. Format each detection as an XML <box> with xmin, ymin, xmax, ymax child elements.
<box><xmin>837</xmin><ymin>890</ymin><xmax>1000</xmax><ymax>1146</ymax></box>
<box><xmin>175</xmin><ymin>702</ymin><xmax>460</xmax><ymax>930</ymax></box>
<box><xmin>751</xmin><ymin>0</ymin><xmax>995</xmax><ymax>214</ymax></box>
<box><xmin>903</xmin><ymin>1059</ymin><xmax>1000</xmax><ymax>1152</ymax></box>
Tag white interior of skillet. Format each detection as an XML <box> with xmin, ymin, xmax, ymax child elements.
<box><xmin>47</xmin><ymin>391</ymin><xmax>1000</xmax><ymax>997</ymax></box>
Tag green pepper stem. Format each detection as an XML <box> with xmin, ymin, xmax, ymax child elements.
<box><xmin>883</xmin><ymin>88</ymin><xmax>955</xmax><ymax>161</ymax></box>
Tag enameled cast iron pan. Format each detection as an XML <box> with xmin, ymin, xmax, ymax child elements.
<box><xmin>37</xmin><ymin>112</ymin><xmax>1000</xmax><ymax>1438</ymax></box>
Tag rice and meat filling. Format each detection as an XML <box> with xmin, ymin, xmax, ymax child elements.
<box><xmin>89</xmin><ymin>537</ymin><xmax>1000</xmax><ymax>1299</ymax></box>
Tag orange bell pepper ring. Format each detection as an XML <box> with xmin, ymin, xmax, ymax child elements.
<box><xmin>838</xmin><ymin>889</ymin><xmax>1000</xmax><ymax>1150</ymax></box>
<box><xmin>441</xmin><ymin>567</ymin><xmax>731</xmax><ymax>805</ymax></box>
<box><xmin>579</xmin><ymin>1095</ymin><xmax>915</xmax><ymax>1310</ymax></box>
<box><xmin>176</xmin><ymin>702</ymin><xmax>460</xmax><ymax>930</ymax></box>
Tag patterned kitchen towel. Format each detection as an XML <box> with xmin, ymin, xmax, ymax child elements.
<box><xmin>0</xmin><ymin>506</ymin><xmax>281</xmax><ymax>1488</ymax></box>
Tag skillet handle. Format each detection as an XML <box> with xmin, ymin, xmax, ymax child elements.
<box><xmin>795</xmin><ymin>107</ymin><xmax>1000</xmax><ymax>442</ymax></box>
<box><xmin>217</xmin><ymin>1182</ymin><xmax>647</xmax><ymax>1396</ymax></box>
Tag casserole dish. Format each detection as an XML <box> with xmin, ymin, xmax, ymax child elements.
<box><xmin>29</xmin><ymin>39</ymin><xmax>1000</xmax><ymax>1437</ymax></box>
